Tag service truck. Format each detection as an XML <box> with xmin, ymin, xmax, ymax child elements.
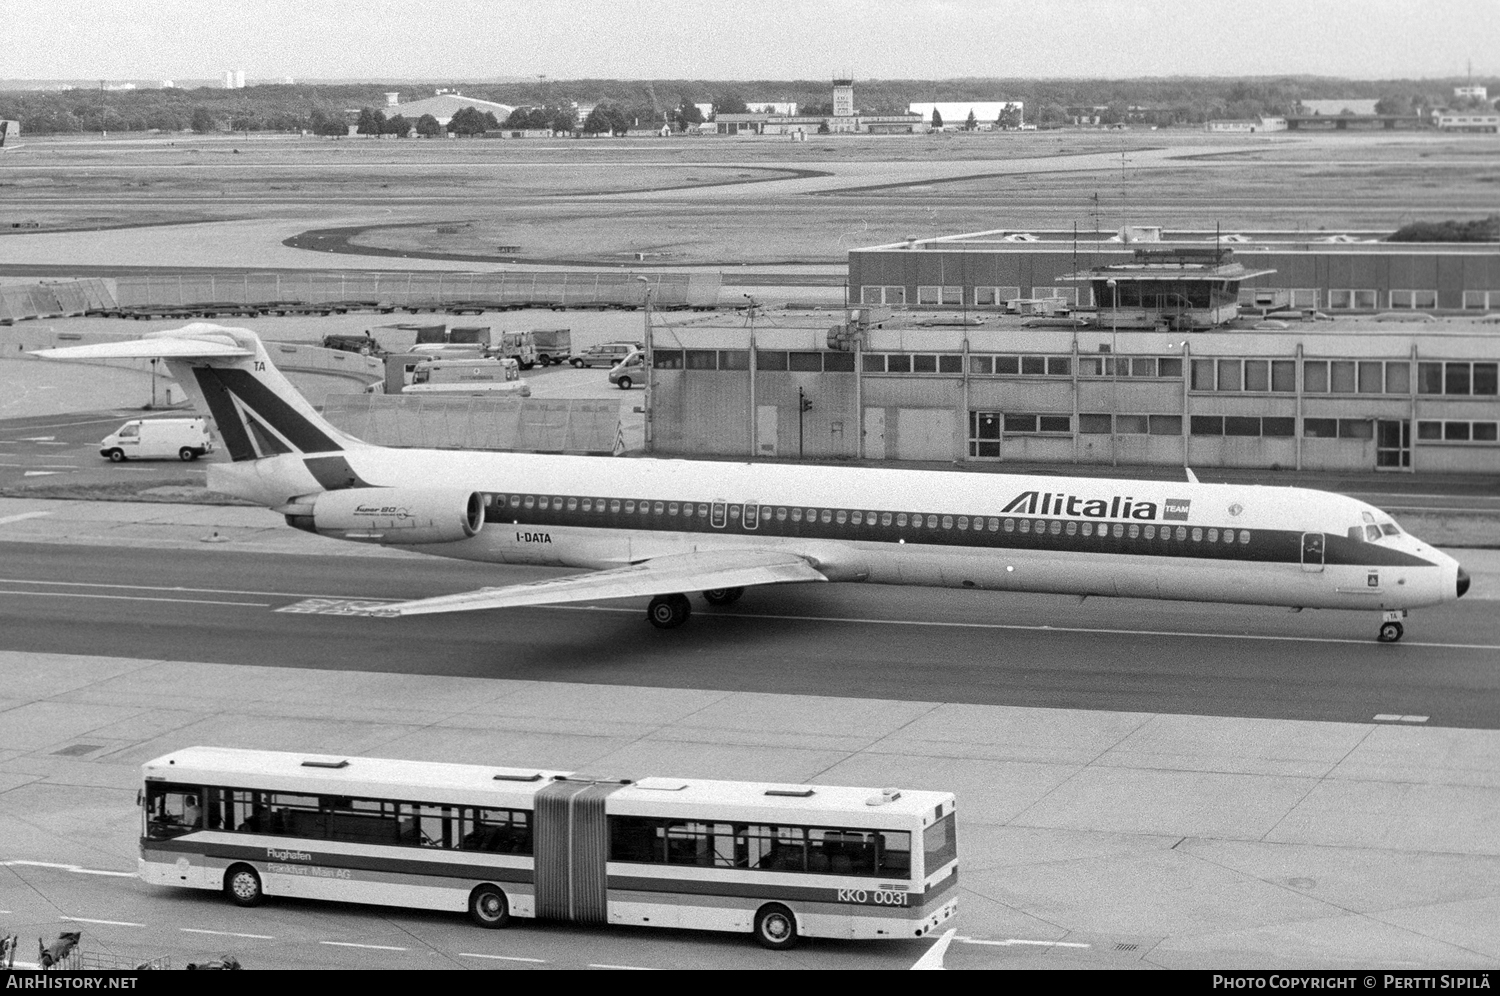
<box><xmin>100</xmin><ymin>418</ymin><xmax>215</xmax><ymax>462</ymax></box>
<box><xmin>529</xmin><ymin>328</ymin><xmax>573</xmax><ymax>366</ymax></box>
<box><xmin>401</xmin><ymin>357</ymin><xmax>531</xmax><ymax>397</ymax></box>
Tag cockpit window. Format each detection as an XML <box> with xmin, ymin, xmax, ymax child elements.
<box><xmin>1365</xmin><ymin>525</ymin><xmax>1382</xmax><ymax>542</ymax></box>
<box><xmin>1379</xmin><ymin>523</ymin><xmax>1401</xmax><ymax>536</ymax></box>
<box><xmin>1361</xmin><ymin>511</ymin><xmax>1376</xmax><ymax>524</ymax></box>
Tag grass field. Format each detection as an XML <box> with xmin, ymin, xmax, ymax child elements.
<box><xmin>2</xmin><ymin>128</ymin><xmax>1497</xmax><ymax>267</ymax></box>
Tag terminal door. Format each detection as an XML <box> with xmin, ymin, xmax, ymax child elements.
<box><xmin>1376</xmin><ymin>420</ymin><xmax>1410</xmax><ymax>470</ymax></box>
<box><xmin>533</xmin><ymin>778</ymin><xmax>626</xmax><ymax>923</ymax></box>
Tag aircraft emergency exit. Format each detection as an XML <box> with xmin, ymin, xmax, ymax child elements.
<box><xmin>37</xmin><ymin>324</ymin><xmax>1470</xmax><ymax>642</ymax></box>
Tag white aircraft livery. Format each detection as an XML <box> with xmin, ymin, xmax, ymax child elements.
<box><xmin>38</xmin><ymin>324</ymin><xmax>1470</xmax><ymax>642</ymax></box>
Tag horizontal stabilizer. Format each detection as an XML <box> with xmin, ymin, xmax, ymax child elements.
<box><xmin>34</xmin><ymin>337</ymin><xmax>253</xmax><ymax>361</ymax></box>
<box><xmin>381</xmin><ymin>548</ymin><xmax>827</xmax><ymax>617</ymax></box>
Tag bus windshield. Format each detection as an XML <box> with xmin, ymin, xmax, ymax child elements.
<box><xmin>924</xmin><ymin>812</ymin><xmax>958</xmax><ymax>877</ymax></box>
<box><xmin>144</xmin><ymin>782</ymin><xmax>202</xmax><ymax>839</ymax></box>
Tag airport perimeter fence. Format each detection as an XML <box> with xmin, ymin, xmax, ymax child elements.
<box><xmin>321</xmin><ymin>393</ymin><xmax>625</xmax><ymax>454</ymax></box>
<box><xmin>0</xmin><ymin>279</ymin><xmax>115</xmax><ymax>324</ymax></box>
<box><xmin>112</xmin><ymin>270</ymin><xmax>722</xmax><ymax>311</ymax></box>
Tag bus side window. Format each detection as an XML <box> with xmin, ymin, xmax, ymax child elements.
<box><xmin>608</xmin><ymin>815</ymin><xmax>662</xmax><ymax>863</ymax></box>
<box><xmin>411</xmin><ymin>804</ymin><xmax>455</xmax><ymax>848</ymax></box>
<box><xmin>878</xmin><ymin>831</ymin><xmax>912</xmax><ymax>875</ymax></box>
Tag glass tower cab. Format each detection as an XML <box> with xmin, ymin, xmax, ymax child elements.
<box><xmin>1061</xmin><ymin>248</ymin><xmax>1277</xmax><ymax>331</ymax></box>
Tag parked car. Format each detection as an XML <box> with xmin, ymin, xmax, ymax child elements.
<box><xmin>571</xmin><ymin>341</ymin><xmax>641</xmax><ymax>369</ymax></box>
<box><xmin>608</xmin><ymin>349</ymin><xmax>644</xmax><ymax>390</ymax></box>
<box><xmin>100</xmin><ymin>417</ymin><xmax>215</xmax><ymax>462</ymax></box>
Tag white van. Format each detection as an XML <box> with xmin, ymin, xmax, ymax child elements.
<box><xmin>100</xmin><ymin>418</ymin><xmax>215</xmax><ymax>463</ymax></box>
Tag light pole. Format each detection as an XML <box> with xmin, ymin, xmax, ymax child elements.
<box><xmin>1108</xmin><ymin>277</ymin><xmax>1118</xmax><ymax>467</ymax></box>
<box><xmin>636</xmin><ymin>276</ymin><xmax>653</xmax><ymax>452</ymax></box>
<box><xmin>744</xmin><ymin>294</ymin><xmax>758</xmax><ymax>458</ymax></box>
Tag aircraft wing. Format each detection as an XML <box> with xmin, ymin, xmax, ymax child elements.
<box><xmin>379</xmin><ymin>548</ymin><xmax>827</xmax><ymax>617</ymax></box>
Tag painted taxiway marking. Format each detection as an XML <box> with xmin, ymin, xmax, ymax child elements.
<box><xmin>22</xmin><ymin>471</ymin><xmax>63</xmax><ymax>477</ymax></box>
<box><xmin>0</xmin><ymin>511</ymin><xmax>54</xmax><ymax>526</ymax></box>
<box><xmin>0</xmin><ymin>589</ymin><xmax>270</xmax><ymax>608</ymax></box>
<box><xmin>588</xmin><ymin>963</ymin><xmax>654</xmax><ymax>970</ymax></box>
<box><xmin>955</xmin><ymin>936</ymin><xmax>1091</xmax><ymax>949</ymax></box>
<box><xmin>2</xmin><ymin>860</ymin><xmax>135</xmax><ymax>878</ymax></box>
<box><xmin>61</xmin><ymin>916</ymin><xmax>146</xmax><ymax>927</ymax></box>
<box><xmin>1375</xmin><ymin>714</ymin><xmax>1430</xmax><ymax>723</ymax></box>
<box><xmin>14</xmin><ymin>436</ymin><xmax>56</xmax><ymax>442</ymax></box>
<box><xmin>460</xmin><ymin>952</ymin><xmax>547</xmax><ymax>963</ymax></box>
<box><xmin>181</xmin><ymin>927</ymin><xmax>275</xmax><ymax>940</ymax></box>
<box><xmin>0</xmin><ymin>578</ymin><xmax>396</xmax><ymax>601</ymax></box>
<box><xmin>278</xmin><ymin>598</ymin><xmax>396</xmax><ymax>616</ymax></box>
<box><xmin>319</xmin><ymin>941</ymin><xmax>408</xmax><ymax>951</ymax></box>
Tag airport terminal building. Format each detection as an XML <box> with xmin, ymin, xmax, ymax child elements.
<box><xmin>646</xmin><ymin>313</ymin><xmax>1500</xmax><ymax>475</ymax></box>
<box><xmin>848</xmin><ymin>227</ymin><xmax>1500</xmax><ymax>315</ymax></box>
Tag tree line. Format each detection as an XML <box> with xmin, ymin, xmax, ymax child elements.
<box><xmin>0</xmin><ymin>76</ymin><xmax>1492</xmax><ymax>135</ymax></box>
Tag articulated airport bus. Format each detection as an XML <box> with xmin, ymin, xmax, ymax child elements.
<box><xmin>139</xmin><ymin>747</ymin><xmax>958</xmax><ymax>949</ymax></box>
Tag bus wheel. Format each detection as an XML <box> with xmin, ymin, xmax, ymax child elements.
<box><xmin>754</xmin><ymin>903</ymin><xmax>798</xmax><ymax>950</ymax></box>
<box><xmin>469</xmin><ymin>885</ymin><xmax>510</xmax><ymax>928</ymax></box>
<box><xmin>225</xmin><ymin>865</ymin><xmax>263</xmax><ymax>907</ymax></box>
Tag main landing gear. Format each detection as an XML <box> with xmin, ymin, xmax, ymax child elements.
<box><xmin>1377</xmin><ymin>610</ymin><xmax>1406</xmax><ymax>644</ymax></box>
<box><xmin>702</xmin><ymin>587</ymin><xmax>744</xmax><ymax>606</ymax></box>
<box><xmin>646</xmin><ymin>588</ymin><xmax>746</xmax><ymax>629</ymax></box>
<box><xmin>648</xmin><ymin>593</ymin><xmax>691</xmax><ymax>629</ymax></box>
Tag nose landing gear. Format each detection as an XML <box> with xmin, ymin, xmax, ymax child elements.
<box><xmin>1377</xmin><ymin>610</ymin><xmax>1406</xmax><ymax>643</ymax></box>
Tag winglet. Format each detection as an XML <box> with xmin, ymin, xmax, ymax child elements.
<box><xmin>1185</xmin><ymin>467</ymin><xmax>1199</xmax><ymax>485</ymax></box>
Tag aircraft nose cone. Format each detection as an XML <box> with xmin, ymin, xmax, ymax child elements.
<box><xmin>1456</xmin><ymin>566</ymin><xmax>1470</xmax><ymax>599</ymax></box>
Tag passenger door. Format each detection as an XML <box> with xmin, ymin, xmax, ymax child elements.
<box><xmin>1301</xmin><ymin>532</ymin><xmax>1325</xmax><ymax>573</ymax></box>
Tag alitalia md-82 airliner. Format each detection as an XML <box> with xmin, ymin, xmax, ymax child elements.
<box><xmin>39</xmin><ymin>324</ymin><xmax>1469</xmax><ymax>642</ymax></box>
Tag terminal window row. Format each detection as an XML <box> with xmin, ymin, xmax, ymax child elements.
<box><xmin>1191</xmin><ymin>360</ymin><xmax>1498</xmax><ymax>396</ymax></box>
<box><xmin>968</xmin><ymin>411</ymin><xmax>1475</xmax><ymax>444</ymax></box>
<box><xmin>862</xmin><ymin>285</ymin><xmax>1090</xmax><ymax>308</ymax></box>
<box><xmin>866</xmin><ymin>285</ymin><xmax>1498</xmax><ymax>312</ymax></box>
<box><xmin>653</xmin><ymin>351</ymin><xmax>1497</xmax><ymax>395</ymax></box>
<box><xmin>1416</xmin><ymin>420</ymin><xmax>1499</xmax><ymax>442</ymax></box>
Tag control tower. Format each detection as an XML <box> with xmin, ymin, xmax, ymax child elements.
<box><xmin>833</xmin><ymin>78</ymin><xmax>855</xmax><ymax>118</ymax></box>
<box><xmin>1060</xmin><ymin>248</ymin><xmax>1276</xmax><ymax>330</ymax></box>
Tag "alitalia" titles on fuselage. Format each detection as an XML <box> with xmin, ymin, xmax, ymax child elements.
<box><xmin>1000</xmin><ymin>491</ymin><xmax>1192</xmax><ymax>521</ymax></box>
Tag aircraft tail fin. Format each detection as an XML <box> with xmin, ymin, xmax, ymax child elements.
<box><xmin>34</xmin><ymin>323</ymin><xmax>366</xmax><ymax>466</ymax></box>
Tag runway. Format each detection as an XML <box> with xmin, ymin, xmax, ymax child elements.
<box><xmin>0</xmin><ymin>541</ymin><xmax>1495</xmax><ymax>728</ymax></box>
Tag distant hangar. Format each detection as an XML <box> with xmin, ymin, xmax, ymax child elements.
<box><xmin>379</xmin><ymin>91</ymin><xmax>515</xmax><ymax>126</ymax></box>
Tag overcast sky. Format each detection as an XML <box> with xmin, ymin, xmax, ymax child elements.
<box><xmin>8</xmin><ymin>0</ymin><xmax>1498</xmax><ymax>82</ymax></box>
